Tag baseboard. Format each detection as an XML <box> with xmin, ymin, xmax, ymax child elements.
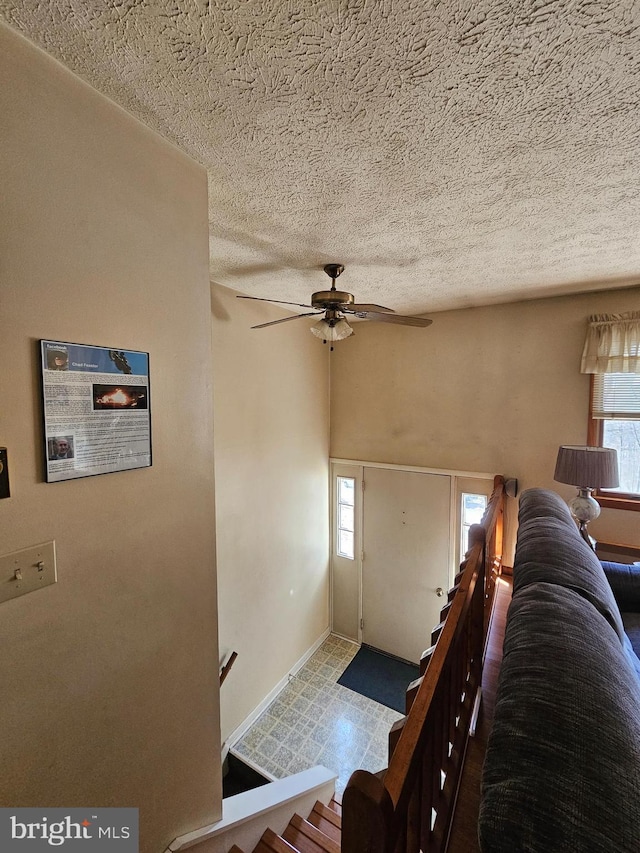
<box><xmin>222</xmin><ymin>626</ymin><xmax>331</xmax><ymax>759</ymax></box>
<box><xmin>328</xmin><ymin>631</ymin><xmax>359</xmax><ymax>646</ymax></box>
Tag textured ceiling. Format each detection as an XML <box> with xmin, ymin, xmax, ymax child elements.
<box><xmin>3</xmin><ymin>1</ymin><xmax>640</xmax><ymax>314</ymax></box>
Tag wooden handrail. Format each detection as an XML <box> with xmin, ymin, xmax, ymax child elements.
<box><xmin>219</xmin><ymin>651</ymin><xmax>238</xmax><ymax>686</ymax></box>
<box><xmin>480</xmin><ymin>475</ymin><xmax>505</xmax><ymax>637</ymax></box>
<box><xmin>342</xmin><ymin>475</ymin><xmax>506</xmax><ymax>853</ymax></box>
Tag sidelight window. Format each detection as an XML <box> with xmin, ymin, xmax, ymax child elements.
<box><xmin>337</xmin><ymin>476</ymin><xmax>355</xmax><ymax>559</ymax></box>
<box><xmin>460</xmin><ymin>493</ymin><xmax>487</xmax><ymax>558</ymax></box>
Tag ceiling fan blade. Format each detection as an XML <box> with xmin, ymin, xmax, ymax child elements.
<box><xmin>237</xmin><ymin>295</ymin><xmax>314</xmax><ymax>308</ymax></box>
<box><xmin>348</xmin><ymin>303</ymin><xmax>395</xmax><ymax>312</ymax></box>
<box><xmin>347</xmin><ymin>309</ymin><xmax>433</xmax><ymax>327</ymax></box>
<box><xmin>251</xmin><ymin>312</ymin><xmax>320</xmax><ymax>329</ymax></box>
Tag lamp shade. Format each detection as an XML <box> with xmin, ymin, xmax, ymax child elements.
<box><xmin>310</xmin><ymin>317</ymin><xmax>354</xmax><ymax>342</ymax></box>
<box><xmin>553</xmin><ymin>445</ymin><xmax>619</xmax><ymax>489</ymax></box>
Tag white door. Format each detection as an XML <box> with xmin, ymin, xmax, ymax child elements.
<box><xmin>362</xmin><ymin>467</ymin><xmax>451</xmax><ymax>663</ymax></box>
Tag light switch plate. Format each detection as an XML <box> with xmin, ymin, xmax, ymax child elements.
<box><xmin>0</xmin><ymin>541</ymin><xmax>57</xmax><ymax>604</ymax></box>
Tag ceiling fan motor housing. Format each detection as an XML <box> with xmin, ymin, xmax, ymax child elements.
<box><xmin>311</xmin><ymin>290</ymin><xmax>354</xmax><ymax>309</ymax></box>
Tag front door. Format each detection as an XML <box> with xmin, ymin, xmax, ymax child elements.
<box><xmin>361</xmin><ymin>467</ymin><xmax>451</xmax><ymax>663</ymax></box>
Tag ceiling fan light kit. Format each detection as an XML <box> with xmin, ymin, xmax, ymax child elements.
<box><xmin>310</xmin><ymin>316</ymin><xmax>354</xmax><ymax>343</ymax></box>
<box><xmin>237</xmin><ymin>263</ymin><xmax>432</xmax><ymax>347</ymax></box>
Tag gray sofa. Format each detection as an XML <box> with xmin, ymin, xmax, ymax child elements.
<box><xmin>601</xmin><ymin>558</ymin><xmax>640</xmax><ymax>667</ymax></box>
<box><xmin>479</xmin><ymin>488</ymin><xmax>640</xmax><ymax>852</ymax></box>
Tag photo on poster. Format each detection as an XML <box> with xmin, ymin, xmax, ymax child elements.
<box><xmin>45</xmin><ymin>344</ymin><xmax>69</xmax><ymax>371</ymax></box>
<box><xmin>47</xmin><ymin>435</ymin><xmax>74</xmax><ymax>460</ymax></box>
<box><xmin>40</xmin><ymin>340</ymin><xmax>152</xmax><ymax>483</ymax></box>
<box><xmin>93</xmin><ymin>384</ymin><xmax>149</xmax><ymax>410</ymax></box>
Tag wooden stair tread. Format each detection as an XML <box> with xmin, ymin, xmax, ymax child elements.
<box><xmin>228</xmin><ymin>792</ymin><xmax>343</xmax><ymax>853</ymax></box>
<box><xmin>254</xmin><ymin>828</ymin><xmax>299</xmax><ymax>853</ymax></box>
<box><xmin>282</xmin><ymin>813</ymin><xmax>340</xmax><ymax>853</ymax></box>
<box><xmin>307</xmin><ymin>800</ymin><xmax>341</xmax><ymax>843</ymax></box>
<box><xmin>307</xmin><ymin>812</ymin><xmax>340</xmax><ymax>843</ymax></box>
<box><xmin>311</xmin><ymin>801</ymin><xmax>341</xmax><ymax>828</ymax></box>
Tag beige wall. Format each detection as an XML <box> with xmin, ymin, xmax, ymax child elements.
<box><xmin>0</xmin><ymin>24</ymin><xmax>221</xmax><ymax>852</ymax></box>
<box><xmin>212</xmin><ymin>285</ymin><xmax>330</xmax><ymax>744</ymax></box>
<box><xmin>330</xmin><ymin>286</ymin><xmax>640</xmax><ymax>555</ymax></box>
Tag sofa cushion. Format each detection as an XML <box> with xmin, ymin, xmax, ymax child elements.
<box><xmin>513</xmin><ymin>492</ymin><xmax>626</xmax><ymax>643</ymax></box>
<box><xmin>601</xmin><ymin>561</ymin><xmax>640</xmax><ymax>610</ymax></box>
<box><xmin>622</xmin><ymin>628</ymin><xmax>640</xmax><ymax>679</ymax></box>
<box><xmin>601</xmin><ymin>561</ymin><xmax>640</xmax><ymax>663</ymax></box>
<box><xmin>480</xmin><ymin>582</ymin><xmax>640</xmax><ymax>853</ymax></box>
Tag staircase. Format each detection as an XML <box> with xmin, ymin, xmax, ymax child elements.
<box><xmin>229</xmin><ymin>798</ymin><xmax>342</xmax><ymax>853</ymax></box>
<box><xmin>215</xmin><ymin>479</ymin><xmax>506</xmax><ymax>853</ymax></box>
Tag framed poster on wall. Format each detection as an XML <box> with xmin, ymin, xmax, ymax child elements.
<box><xmin>40</xmin><ymin>340</ymin><xmax>152</xmax><ymax>483</ymax></box>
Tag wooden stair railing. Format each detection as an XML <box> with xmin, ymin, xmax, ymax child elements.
<box><xmin>480</xmin><ymin>476</ymin><xmax>505</xmax><ymax>636</ymax></box>
<box><xmin>341</xmin><ymin>475</ymin><xmax>506</xmax><ymax>853</ymax></box>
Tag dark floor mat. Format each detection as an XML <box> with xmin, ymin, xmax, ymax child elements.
<box><xmin>337</xmin><ymin>645</ymin><xmax>419</xmax><ymax>713</ymax></box>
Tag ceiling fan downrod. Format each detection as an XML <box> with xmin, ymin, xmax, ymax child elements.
<box><xmin>323</xmin><ymin>263</ymin><xmax>345</xmax><ymax>288</ymax></box>
<box><xmin>312</xmin><ymin>264</ymin><xmax>352</xmax><ymax>309</ymax></box>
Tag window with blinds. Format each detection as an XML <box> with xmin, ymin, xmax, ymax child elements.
<box><xmin>591</xmin><ymin>374</ymin><xmax>640</xmax><ymax>499</ymax></box>
<box><xmin>592</xmin><ymin>373</ymin><xmax>640</xmax><ymax>419</ymax></box>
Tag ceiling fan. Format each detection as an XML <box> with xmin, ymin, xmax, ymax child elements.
<box><xmin>237</xmin><ymin>264</ymin><xmax>432</xmax><ymax>348</ymax></box>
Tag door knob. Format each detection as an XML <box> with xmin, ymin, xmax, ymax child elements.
<box><xmin>436</xmin><ymin>587</ymin><xmax>444</xmax><ymax>597</ymax></box>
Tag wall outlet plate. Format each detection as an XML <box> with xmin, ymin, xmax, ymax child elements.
<box><xmin>0</xmin><ymin>541</ymin><xmax>57</xmax><ymax>604</ymax></box>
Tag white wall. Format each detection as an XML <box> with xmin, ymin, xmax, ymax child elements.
<box><xmin>0</xmin><ymin>24</ymin><xmax>221</xmax><ymax>853</ymax></box>
<box><xmin>211</xmin><ymin>285</ymin><xmax>331</xmax><ymax>744</ymax></box>
<box><xmin>330</xmin><ymin>286</ymin><xmax>640</xmax><ymax>555</ymax></box>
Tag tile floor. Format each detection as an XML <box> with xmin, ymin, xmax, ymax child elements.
<box><xmin>232</xmin><ymin>634</ymin><xmax>404</xmax><ymax>795</ymax></box>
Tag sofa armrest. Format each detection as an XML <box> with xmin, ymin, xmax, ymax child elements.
<box><xmin>601</xmin><ymin>561</ymin><xmax>640</xmax><ymax>611</ymax></box>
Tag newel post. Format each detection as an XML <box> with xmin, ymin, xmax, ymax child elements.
<box><xmin>467</xmin><ymin>522</ymin><xmax>485</xmax><ymax>554</ymax></box>
<box><xmin>342</xmin><ymin>770</ymin><xmax>395</xmax><ymax>853</ymax></box>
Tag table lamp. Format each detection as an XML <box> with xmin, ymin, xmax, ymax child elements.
<box><xmin>553</xmin><ymin>445</ymin><xmax>619</xmax><ymax>546</ymax></box>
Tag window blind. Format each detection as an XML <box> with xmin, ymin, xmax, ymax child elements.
<box><xmin>592</xmin><ymin>373</ymin><xmax>640</xmax><ymax>419</ymax></box>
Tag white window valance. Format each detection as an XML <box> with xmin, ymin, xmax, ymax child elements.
<box><xmin>580</xmin><ymin>311</ymin><xmax>640</xmax><ymax>374</ymax></box>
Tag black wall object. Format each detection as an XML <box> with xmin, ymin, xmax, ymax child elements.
<box><xmin>0</xmin><ymin>448</ymin><xmax>10</xmax><ymax>499</ymax></box>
